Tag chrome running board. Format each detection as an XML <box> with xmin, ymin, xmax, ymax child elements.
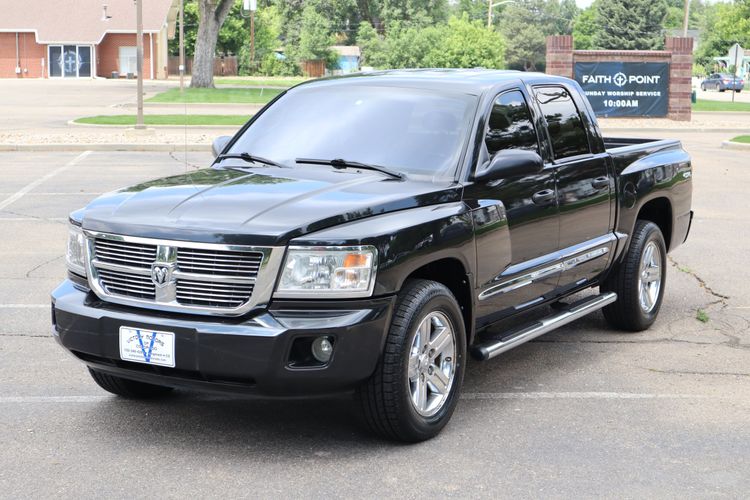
<box><xmin>471</xmin><ymin>292</ymin><xmax>618</xmax><ymax>361</ymax></box>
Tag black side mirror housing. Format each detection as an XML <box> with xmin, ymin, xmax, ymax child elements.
<box><xmin>212</xmin><ymin>136</ymin><xmax>232</xmax><ymax>158</ymax></box>
<box><xmin>472</xmin><ymin>149</ymin><xmax>544</xmax><ymax>182</ymax></box>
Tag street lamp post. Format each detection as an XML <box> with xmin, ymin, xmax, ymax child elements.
<box><xmin>488</xmin><ymin>0</ymin><xmax>516</xmax><ymax>29</ymax></box>
<box><xmin>136</xmin><ymin>0</ymin><xmax>144</xmax><ymax>129</ymax></box>
<box><xmin>179</xmin><ymin>0</ymin><xmax>185</xmax><ymax>92</ymax></box>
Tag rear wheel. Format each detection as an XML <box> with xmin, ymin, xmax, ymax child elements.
<box><xmin>601</xmin><ymin>220</ymin><xmax>667</xmax><ymax>331</ymax></box>
<box><xmin>700</xmin><ymin>83</ymin><xmax>705</xmax><ymax>91</ymax></box>
<box><xmin>356</xmin><ymin>279</ymin><xmax>466</xmax><ymax>442</ymax></box>
<box><xmin>88</xmin><ymin>368</ymin><xmax>174</xmax><ymax>398</ymax></box>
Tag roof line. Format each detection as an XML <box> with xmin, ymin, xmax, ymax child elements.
<box><xmin>0</xmin><ymin>28</ymin><xmax>160</xmax><ymax>45</ymax></box>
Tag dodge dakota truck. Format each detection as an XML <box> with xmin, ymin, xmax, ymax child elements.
<box><xmin>52</xmin><ymin>69</ymin><xmax>693</xmax><ymax>442</ymax></box>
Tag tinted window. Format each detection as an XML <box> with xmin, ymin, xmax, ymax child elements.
<box><xmin>229</xmin><ymin>85</ymin><xmax>476</xmax><ymax>177</ymax></box>
<box><xmin>485</xmin><ymin>90</ymin><xmax>538</xmax><ymax>155</ymax></box>
<box><xmin>535</xmin><ymin>87</ymin><xmax>590</xmax><ymax>159</ymax></box>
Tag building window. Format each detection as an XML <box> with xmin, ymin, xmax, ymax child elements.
<box><xmin>48</xmin><ymin>45</ymin><xmax>93</xmax><ymax>78</ymax></box>
<box><xmin>119</xmin><ymin>47</ymin><xmax>137</xmax><ymax>76</ymax></box>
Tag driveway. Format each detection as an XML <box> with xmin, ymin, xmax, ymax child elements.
<box><xmin>0</xmin><ymin>132</ymin><xmax>748</xmax><ymax>497</ymax></box>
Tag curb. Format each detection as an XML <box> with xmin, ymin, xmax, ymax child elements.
<box><xmin>67</xmin><ymin>120</ymin><xmax>240</xmax><ymax>129</ymax></box>
<box><xmin>0</xmin><ymin>143</ymin><xmax>211</xmax><ymax>152</ymax></box>
<box><xmin>600</xmin><ymin>127</ymin><xmax>750</xmax><ymax>133</ymax></box>
<box><xmin>721</xmin><ymin>140</ymin><xmax>750</xmax><ymax>150</ymax></box>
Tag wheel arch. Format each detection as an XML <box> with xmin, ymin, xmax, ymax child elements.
<box><xmin>636</xmin><ymin>197</ymin><xmax>673</xmax><ymax>251</ymax></box>
<box><xmin>401</xmin><ymin>257</ymin><xmax>475</xmax><ymax>346</ymax></box>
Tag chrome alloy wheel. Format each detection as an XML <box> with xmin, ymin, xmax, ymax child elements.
<box><xmin>407</xmin><ymin>311</ymin><xmax>456</xmax><ymax>417</ymax></box>
<box><xmin>638</xmin><ymin>241</ymin><xmax>662</xmax><ymax>313</ymax></box>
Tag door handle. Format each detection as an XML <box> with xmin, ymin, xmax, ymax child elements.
<box><xmin>532</xmin><ymin>189</ymin><xmax>555</xmax><ymax>205</ymax></box>
<box><xmin>591</xmin><ymin>176</ymin><xmax>610</xmax><ymax>189</ymax></box>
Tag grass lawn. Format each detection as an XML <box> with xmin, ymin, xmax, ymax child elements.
<box><xmin>215</xmin><ymin>77</ymin><xmax>309</xmax><ymax>88</ymax></box>
<box><xmin>692</xmin><ymin>99</ymin><xmax>750</xmax><ymax>112</ymax></box>
<box><xmin>730</xmin><ymin>135</ymin><xmax>750</xmax><ymax>143</ymax></box>
<box><xmin>147</xmin><ymin>87</ymin><xmax>282</xmax><ymax>104</ymax></box>
<box><xmin>74</xmin><ymin>114</ymin><xmax>251</xmax><ymax>126</ymax></box>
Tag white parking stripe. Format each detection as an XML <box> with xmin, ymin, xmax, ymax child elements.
<box><xmin>0</xmin><ymin>304</ymin><xmax>50</xmax><ymax>308</ymax></box>
<box><xmin>0</xmin><ymin>396</ymin><xmax>108</xmax><ymax>404</ymax></box>
<box><xmin>0</xmin><ymin>392</ymin><xmax>713</xmax><ymax>405</ymax></box>
<box><xmin>461</xmin><ymin>392</ymin><xmax>709</xmax><ymax>400</ymax></box>
<box><xmin>0</xmin><ymin>151</ymin><xmax>92</xmax><ymax>211</ymax></box>
<box><xmin>0</xmin><ymin>217</ymin><xmax>68</xmax><ymax>221</ymax></box>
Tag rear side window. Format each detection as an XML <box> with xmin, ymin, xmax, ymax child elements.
<box><xmin>534</xmin><ymin>86</ymin><xmax>590</xmax><ymax>160</ymax></box>
<box><xmin>485</xmin><ymin>90</ymin><xmax>538</xmax><ymax>155</ymax></box>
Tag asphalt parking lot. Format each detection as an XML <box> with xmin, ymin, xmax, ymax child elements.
<box><xmin>0</xmin><ymin>132</ymin><xmax>748</xmax><ymax>498</ymax></box>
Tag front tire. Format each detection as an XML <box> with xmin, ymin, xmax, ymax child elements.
<box><xmin>602</xmin><ymin>220</ymin><xmax>667</xmax><ymax>331</ymax></box>
<box><xmin>356</xmin><ymin>279</ymin><xmax>466</xmax><ymax>442</ymax></box>
<box><xmin>88</xmin><ymin>368</ymin><xmax>174</xmax><ymax>398</ymax></box>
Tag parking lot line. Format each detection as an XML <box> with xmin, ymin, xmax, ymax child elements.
<box><xmin>0</xmin><ymin>392</ymin><xmax>714</xmax><ymax>405</ymax></box>
<box><xmin>0</xmin><ymin>150</ymin><xmax>91</xmax><ymax>211</ymax></box>
<box><xmin>0</xmin><ymin>304</ymin><xmax>50</xmax><ymax>308</ymax></box>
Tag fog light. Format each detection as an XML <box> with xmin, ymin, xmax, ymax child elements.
<box><xmin>311</xmin><ymin>336</ymin><xmax>334</xmax><ymax>363</ymax></box>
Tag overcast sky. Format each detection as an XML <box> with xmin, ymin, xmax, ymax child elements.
<box><xmin>575</xmin><ymin>0</ymin><xmax>594</xmax><ymax>7</ymax></box>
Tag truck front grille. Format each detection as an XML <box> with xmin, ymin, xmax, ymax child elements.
<box><xmin>85</xmin><ymin>232</ymin><xmax>282</xmax><ymax>316</ymax></box>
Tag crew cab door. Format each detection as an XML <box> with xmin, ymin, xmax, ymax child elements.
<box><xmin>532</xmin><ymin>85</ymin><xmax>614</xmax><ymax>291</ymax></box>
<box><xmin>469</xmin><ymin>88</ymin><xmax>560</xmax><ymax>324</ymax></box>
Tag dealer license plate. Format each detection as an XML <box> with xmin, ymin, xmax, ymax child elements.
<box><xmin>119</xmin><ymin>326</ymin><xmax>175</xmax><ymax>368</ymax></box>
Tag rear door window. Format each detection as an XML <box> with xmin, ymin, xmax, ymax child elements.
<box><xmin>534</xmin><ymin>86</ymin><xmax>590</xmax><ymax>160</ymax></box>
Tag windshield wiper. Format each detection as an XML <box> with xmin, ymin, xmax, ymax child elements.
<box><xmin>295</xmin><ymin>158</ymin><xmax>404</xmax><ymax>180</ymax></box>
<box><xmin>215</xmin><ymin>152</ymin><xmax>287</xmax><ymax>169</ymax></box>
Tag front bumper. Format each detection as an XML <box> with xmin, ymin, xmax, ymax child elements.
<box><xmin>51</xmin><ymin>280</ymin><xmax>395</xmax><ymax>396</ymax></box>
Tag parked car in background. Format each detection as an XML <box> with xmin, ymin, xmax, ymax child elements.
<box><xmin>701</xmin><ymin>73</ymin><xmax>744</xmax><ymax>92</ymax></box>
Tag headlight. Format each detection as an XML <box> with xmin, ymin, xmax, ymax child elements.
<box><xmin>66</xmin><ymin>224</ymin><xmax>87</xmax><ymax>276</ymax></box>
<box><xmin>274</xmin><ymin>246</ymin><xmax>377</xmax><ymax>298</ymax></box>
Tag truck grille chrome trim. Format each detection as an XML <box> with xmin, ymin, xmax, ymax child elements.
<box><xmin>84</xmin><ymin>231</ymin><xmax>284</xmax><ymax>316</ymax></box>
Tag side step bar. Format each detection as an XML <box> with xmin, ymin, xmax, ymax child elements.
<box><xmin>471</xmin><ymin>292</ymin><xmax>617</xmax><ymax>361</ymax></box>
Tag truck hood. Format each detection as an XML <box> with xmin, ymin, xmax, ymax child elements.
<box><xmin>80</xmin><ymin>167</ymin><xmax>462</xmax><ymax>245</ymax></box>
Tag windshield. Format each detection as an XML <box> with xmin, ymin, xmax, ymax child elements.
<box><xmin>228</xmin><ymin>84</ymin><xmax>477</xmax><ymax>178</ymax></box>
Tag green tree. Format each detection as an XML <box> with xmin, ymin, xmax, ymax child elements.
<box><xmin>695</xmin><ymin>1</ymin><xmax>750</xmax><ymax>70</ymax></box>
<box><xmin>356</xmin><ymin>15</ymin><xmax>505</xmax><ymax>69</ymax></box>
<box><xmin>572</xmin><ymin>3</ymin><xmax>597</xmax><ymax>50</ymax></box>
<box><xmin>593</xmin><ymin>0</ymin><xmax>668</xmax><ymax>50</ymax></box>
<box><xmin>293</xmin><ymin>5</ymin><xmax>336</xmax><ymax>62</ymax></box>
<box><xmin>191</xmin><ymin>0</ymin><xmax>236</xmax><ymax>87</ymax></box>
<box><xmin>499</xmin><ymin>0</ymin><xmax>566</xmax><ymax>71</ymax></box>
<box><xmin>425</xmin><ymin>15</ymin><xmax>505</xmax><ymax>68</ymax></box>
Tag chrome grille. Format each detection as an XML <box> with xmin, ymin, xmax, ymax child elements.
<box><xmin>98</xmin><ymin>268</ymin><xmax>156</xmax><ymax>300</ymax></box>
<box><xmin>176</xmin><ymin>248</ymin><xmax>263</xmax><ymax>277</ymax></box>
<box><xmin>85</xmin><ymin>231</ymin><xmax>283</xmax><ymax>316</ymax></box>
<box><xmin>176</xmin><ymin>280</ymin><xmax>254</xmax><ymax>308</ymax></box>
<box><xmin>95</xmin><ymin>238</ymin><xmax>157</xmax><ymax>269</ymax></box>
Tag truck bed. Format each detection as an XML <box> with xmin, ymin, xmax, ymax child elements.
<box><xmin>604</xmin><ymin>137</ymin><xmax>686</xmax><ymax>175</ymax></box>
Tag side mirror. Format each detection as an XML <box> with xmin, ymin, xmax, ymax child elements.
<box><xmin>212</xmin><ymin>136</ymin><xmax>232</xmax><ymax>158</ymax></box>
<box><xmin>472</xmin><ymin>149</ymin><xmax>544</xmax><ymax>182</ymax></box>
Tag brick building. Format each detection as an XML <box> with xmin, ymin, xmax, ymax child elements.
<box><xmin>0</xmin><ymin>0</ymin><xmax>177</xmax><ymax>79</ymax></box>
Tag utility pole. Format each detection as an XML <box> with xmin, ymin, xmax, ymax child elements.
<box><xmin>682</xmin><ymin>0</ymin><xmax>690</xmax><ymax>37</ymax></box>
<box><xmin>179</xmin><ymin>0</ymin><xmax>185</xmax><ymax>91</ymax></box>
<box><xmin>136</xmin><ymin>0</ymin><xmax>144</xmax><ymax>129</ymax></box>
<box><xmin>487</xmin><ymin>0</ymin><xmax>515</xmax><ymax>29</ymax></box>
<box><xmin>250</xmin><ymin>8</ymin><xmax>255</xmax><ymax>68</ymax></box>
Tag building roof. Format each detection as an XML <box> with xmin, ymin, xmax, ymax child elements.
<box><xmin>0</xmin><ymin>0</ymin><xmax>178</xmax><ymax>45</ymax></box>
<box><xmin>331</xmin><ymin>45</ymin><xmax>361</xmax><ymax>57</ymax></box>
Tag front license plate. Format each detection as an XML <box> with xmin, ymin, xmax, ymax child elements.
<box><xmin>119</xmin><ymin>326</ymin><xmax>175</xmax><ymax>368</ymax></box>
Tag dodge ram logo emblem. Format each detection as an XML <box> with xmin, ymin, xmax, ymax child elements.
<box><xmin>151</xmin><ymin>264</ymin><xmax>172</xmax><ymax>286</ymax></box>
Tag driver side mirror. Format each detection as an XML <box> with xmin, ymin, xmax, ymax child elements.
<box><xmin>212</xmin><ymin>136</ymin><xmax>232</xmax><ymax>158</ymax></box>
<box><xmin>472</xmin><ymin>149</ymin><xmax>544</xmax><ymax>182</ymax></box>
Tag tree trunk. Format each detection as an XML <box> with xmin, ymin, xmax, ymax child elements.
<box><xmin>191</xmin><ymin>0</ymin><xmax>234</xmax><ymax>88</ymax></box>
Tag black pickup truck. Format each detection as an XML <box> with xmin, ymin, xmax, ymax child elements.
<box><xmin>52</xmin><ymin>70</ymin><xmax>692</xmax><ymax>442</ymax></box>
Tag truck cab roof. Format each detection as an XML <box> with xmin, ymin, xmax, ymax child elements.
<box><xmin>293</xmin><ymin>68</ymin><xmax>569</xmax><ymax>96</ymax></box>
